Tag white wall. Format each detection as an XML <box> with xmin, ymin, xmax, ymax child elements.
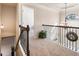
<box><xmin>34</xmin><ymin>7</ymin><xmax>59</xmax><ymax>39</ymax></box>
<box><xmin>19</xmin><ymin>5</ymin><xmax>34</xmax><ymax>39</ymax></box>
<box><xmin>23</xmin><ymin>4</ymin><xmax>59</xmax><ymax>39</ymax></box>
<box><xmin>0</xmin><ymin>4</ymin><xmax>16</xmax><ymax>37</ymax></box>
<box><xmin>21</xmin><ymin>5</ymin><xmax>34</xmax><ymax>28</ymax></box>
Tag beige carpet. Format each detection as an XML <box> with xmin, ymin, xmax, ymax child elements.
<box><xmin>29</xmin><ymin>39</ymin><xmax>79</xmax><ymax>56</ymax></box>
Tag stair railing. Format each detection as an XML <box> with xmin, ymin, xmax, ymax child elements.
<box><xmin>13</xmin><ymin>25</ymin><xmax>30</xmax><ymax>56</ymax></box>
<box><xmin>42</xmin><ymin>24</ymin><xmax>79</xmax><ymax>51</ymax></box>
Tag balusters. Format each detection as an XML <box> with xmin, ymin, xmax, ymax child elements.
<box><xmin>61</xmin><ymin>28</ymin><xmax>63</xmax><ymax>46</ymax></box>
<box><xmin>58</xmin><ymin>27</ymin><xmax>61</xmax><ymax>44</ymax></box>
<box><xmin>58</xmin><ymin>27</ymin><xmax>78</xmax><ymax>51</ymax></box>
<box><xmin>66</xmin><ymin>28</ymin><xmax>69</xmax><ymax>48</ymax></box>
<box><xmin>75</xmin><ymin>29</ymin><xmax>77</xmax><ymax>51</ymax></box>
<box><xmin>68</xmin><ymin>28</ymin><xmax>71</xmax><ymax>49</ymax></box>
<box><xmin>63</xmin><ymin>28</ymin><xmax>65</xmax><ymax>46</ymax></box>
<box><xmin>71</xmin><ymin>28</ymin><xmax>74</xmax><ymax>50</ymax></box>
<box><xmin>72</xmin><ymin>29</ymin><xmax>76</xmax><ymax>51</ymax></box>
<box><xmin>71</xmin><ymin>40</ymin><xmax>74</xmax><ymax>50</ymax></box>
<box><xmin>59</xmin><ymin>28</ymin><xmax>61</xmax><ymax>45</ymax></box>
<box><xmin>66</xmin><ymin>28</ymin><xmax>78</xmax><ymax>51</ymax></box>
<box><xmin>63</xmin><ymin>28</ymin><xmax>67</xmax><ymax>47</ymax></box>
<box><xmin>42</xmin><ymin>24</ymin><xmax>79</xmax><ymax>52</ymax></box>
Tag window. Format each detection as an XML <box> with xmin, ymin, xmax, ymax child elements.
<box><xmin>65</xmin><ymin>13</ymin><xmax>79</xmax><ymax>20</ymax></box>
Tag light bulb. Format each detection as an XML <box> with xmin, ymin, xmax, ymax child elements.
<box><xmin>0</xmin><ymin>24</ymin><xmax>4</xmax><ymax>29</ymax></box>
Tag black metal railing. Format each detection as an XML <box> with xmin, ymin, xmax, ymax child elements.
<box><xmin>15</xmin><ymin>25</ymin><xmax>30</xmax><ymax>56</ymax></box>
<box><xmin>42</xmin><ymin>24</ymin><xmax>79</xmax><ymax>51</ymax></box>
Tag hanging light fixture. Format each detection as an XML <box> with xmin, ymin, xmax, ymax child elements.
<box><xmin>65</xmin><ymin>3</ymin><xmax>79</xmax><ymax>20</ymax></box>
<box><xmin>0</xmin><ymin>24</ymin><xmax>4</xmax><ymax>29</ymax></box>
<box><xmin>64</xmin><ymin>3</ymin><xmax>68</xmax><ymax>26</ymax></box>
<box><xmin>60</xmin><ymin>3</ymin><xmax>67</xmax><ymax>26</ymax></box>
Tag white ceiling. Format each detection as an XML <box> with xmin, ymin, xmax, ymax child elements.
<box><xmin>38</xmin><ymin>3</ymin><xmax>79</xmax><ymax>9</ymax></box>
<box><xmin>24</xmin><ymin>3</ymin><xmax>79</xmax><ymax>12</ymax></box>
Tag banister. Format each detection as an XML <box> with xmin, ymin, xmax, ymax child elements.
<box><xmin>14</xmin><ymin>25</ymin><xmax>30</xmax><ymax>56</ymax></box>
<box><xmin>42</xmin><ymin>24</ymin><xmax>79</xmax><ymax>51</ymax></box>
<box><xmin>42</xmin><ymin>24</ymin><xmax>79</xmax><ymax>29</ymax></box>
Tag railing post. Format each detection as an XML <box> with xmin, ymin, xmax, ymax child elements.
<box><xmin>75</xmin><ymin>29</ymin><xmax>77</xmax><ymax>51</ymax></box>
<box><xmin>0</xmin><ymin>35</ymin><xmax>2</xmax><ymax>56</ymax></box>
<box><xmin>59</xmin><ymin>28</ymin><xmax>61</xmax><ymax>45</ymax></box>
<box><xmin>0</xmin><ymin>36</ymin><xmax>1</xmax><ymax>55</ymax></box>
<box><xmin>26</xmin><ymin>25</ymin><xmax>30</xmax><ymax>56</ymax></box>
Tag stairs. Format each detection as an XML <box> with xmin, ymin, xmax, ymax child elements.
<box><xmin>1</xmin><ymin>36</ymin><xmax>15</xmax><ymax>56</ymax></box>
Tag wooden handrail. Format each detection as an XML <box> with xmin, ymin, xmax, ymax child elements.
<box><xmin>15</xmin><ymin>30</ymin><xmax>23</xmax><ymax>51</ymax></box>
<box><xmin>15</xmin><ymin>25</ymin><xmax>30</xmax><ymax>56</ymax></box>
<box><xmin>42</xmin><ymin>24</ymin><xmax>79</xmax><ymax>29</ymax></box>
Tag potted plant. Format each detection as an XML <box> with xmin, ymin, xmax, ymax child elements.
<box><xmin>38</xmin><ymin>30</ymin><xmax>47</xmax><ymax>39</ymax></box>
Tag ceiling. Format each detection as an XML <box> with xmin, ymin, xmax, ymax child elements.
<box><xmin>38</xmin><ymin>3</ymin><xmax>79</xmax><ymax>9</ymax></box>
<box><xmin>24</xmin><ymin>3</ymin><xmax>79</xmax><ymax>12</ymax></box>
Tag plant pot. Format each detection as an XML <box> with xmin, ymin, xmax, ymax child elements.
<box><xmin>38</xmin><ymin>30</ymin><xmax>47</xmax><ymax>39</ymax></box>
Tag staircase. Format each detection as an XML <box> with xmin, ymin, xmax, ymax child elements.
<box><xmin>0</xmin><ymin>36</ymin><xmax>15</xmax><ymax>56</ymax></box>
